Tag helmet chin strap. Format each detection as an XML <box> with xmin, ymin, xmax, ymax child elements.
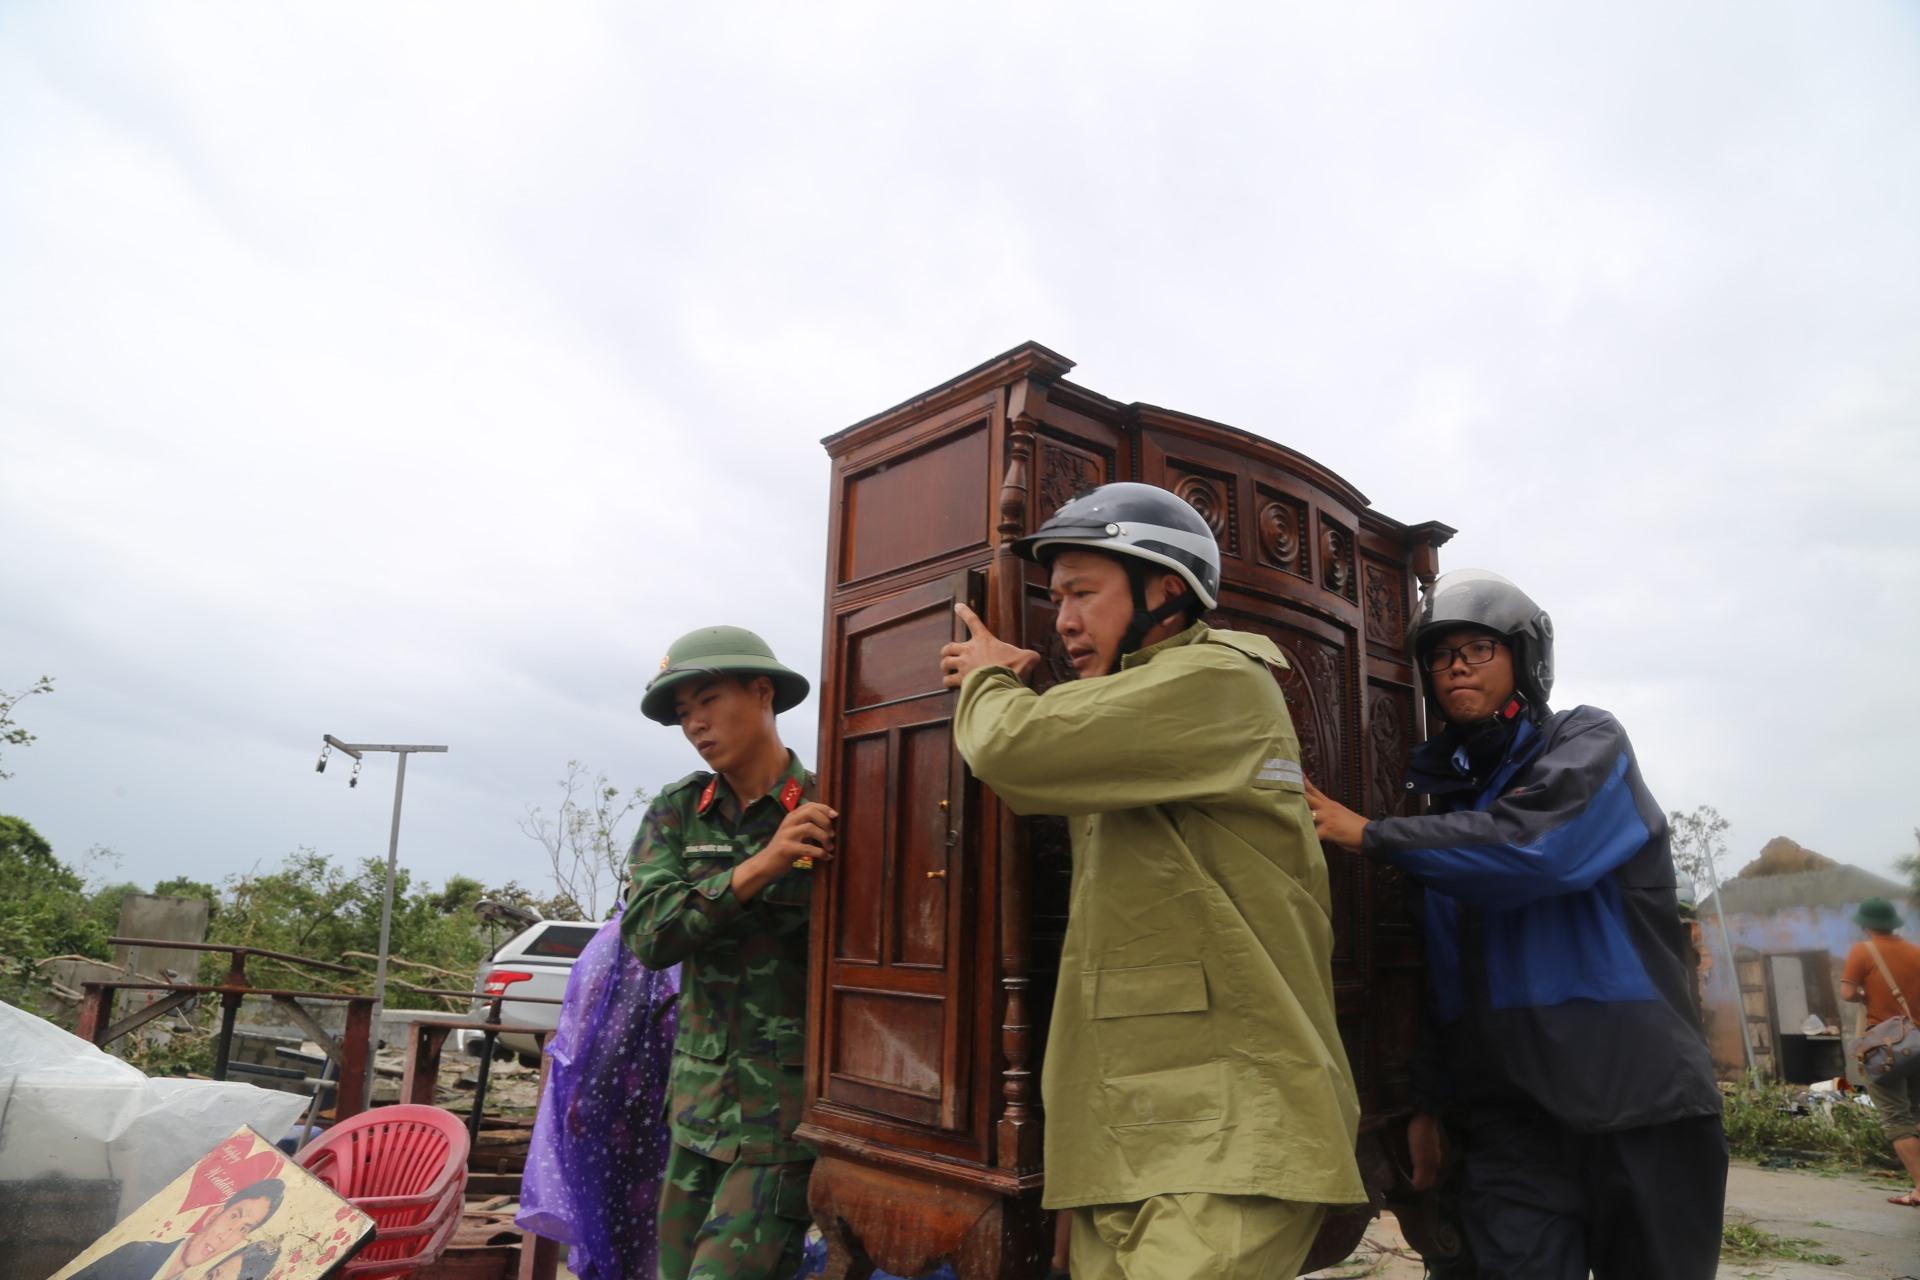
<box><xmin>1449</xmin><ymin>690</ymin><xmax>1529</xmax><ymax>730</ymax></box>
<box><xmin>1118</xmin><ymin>563</ymin><xmax>1191</xmax><ymax>657</ymax></box>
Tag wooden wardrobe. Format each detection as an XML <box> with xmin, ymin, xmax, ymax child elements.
<box><xmin>798</xmin><ymin>343</ymin><xmax>1455</xmax><ymax>1278</ymax></box>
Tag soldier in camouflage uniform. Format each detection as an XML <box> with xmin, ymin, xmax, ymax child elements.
<box><xmin>624</xmin><ymin>625</ymin><xmax>833</xmax><ymax>1280</ymax></box>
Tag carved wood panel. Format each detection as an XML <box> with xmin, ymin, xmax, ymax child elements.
<box><xmin>1033</xmin><ymin>434</ymin><xmax>1109</xmax><ymax>527</ymax></box>
<box><xmin>1255</xmin><ymin>486</ymin><xmax>1311</xmax><ymax>580</ymax></box>
<box><xmin>1319</xmin><ymin>513</ymin><xmax>1358</xmax><ymax>603</ymax></box>
<box><xmin>1366</xmin><ymin>680</ymin><xmax>1420</xmax><ymax>940</ymax></box>
<box><xmin>1168</xmin><ymin>463</ymin><xmax>1240</xmax><ymax>557</ymax></box>
<box><xmin>1363</xmin><ymin>555</ymin><xmax>1409</xmax><ymax>655</ymax></box>
<box><xmin>817</xmin><ymin>573</ymin><xmax>976</xmax><ymax>1132</ymax></box>
<box><xmin>1366</xmin><ymin>682</ymin><xmax>1416</xmax><ymax>822</ymax></box>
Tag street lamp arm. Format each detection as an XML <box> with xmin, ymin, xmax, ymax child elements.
<box><xmin>324</xmin><ymin>738</ymin><xmax>447</xmax><ymax>755</ymax></box>
<box><xmin>313</xmin><ymin>731</ymin><xmax>449</xmax><ymax>1107</ymax></box>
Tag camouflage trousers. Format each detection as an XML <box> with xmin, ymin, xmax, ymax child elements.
<box><xmin>656</xmin><ymin>1143</ymin><xmax>812</xmax><ymax>1280</ymax></box>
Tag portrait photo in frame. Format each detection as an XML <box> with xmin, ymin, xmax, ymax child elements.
<box><xmin>50</xmin><ymin>1126</ymin><xmax>375</xmax><ymax>1280</ymax></box>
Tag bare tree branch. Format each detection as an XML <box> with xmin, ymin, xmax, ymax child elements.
<box><xmin>1669</xmin><ymin>803</ymin><xmax>1731</xmax><ymax>902</ymax></box>
<box><xmin>518</xmin><ymin>760</ymin><xmax>647</xmax><ymax>920</ymax></box>
<box><xmin>0</xmin><ymin>675</ymin><xmax>55</xmax><ymax>780</ymax></box>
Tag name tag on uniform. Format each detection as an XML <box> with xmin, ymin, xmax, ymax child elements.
<box><xmin>1254</xmin><ymin>757</ymin><xmax>1304</xmax><ymax>789</ymax></box>
<box><xmin>685</xmin><ymin>843</ymin><xmax>736</xmax><ymax>854</ymax></box>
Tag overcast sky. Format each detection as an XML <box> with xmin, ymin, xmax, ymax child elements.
<box><xmin>2</xmin><ymin>2</ymin><xmax>1916</xmax><ymax>910</ymax></box>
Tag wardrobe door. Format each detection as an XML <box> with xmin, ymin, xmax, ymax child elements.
<box><xmin>816</xmin><ymin>571</ymin><xmax>980</xmax><ymax>1133</ymax></box>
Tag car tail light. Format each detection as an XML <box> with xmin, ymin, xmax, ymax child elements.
<box><xmin>483</xmin><ymin>969</ymin><xmax>533</xmax><ymax>996</ymax></box>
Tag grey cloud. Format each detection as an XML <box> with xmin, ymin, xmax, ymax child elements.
<box><xmin>2</xmin><ymin>1</ymin><xmax>1915</xmax><ymax>893</ymax></box>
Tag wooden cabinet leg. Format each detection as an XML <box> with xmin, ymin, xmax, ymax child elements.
<box><xmin>818</xmin><ymin>1217</ymin><xmax>878</xmax><ymax>1280</ymax></box>
<box><xmin>516</xmin><ymin>1231</ymin><xmax>560</xmax><ymax>1280</ymax></box>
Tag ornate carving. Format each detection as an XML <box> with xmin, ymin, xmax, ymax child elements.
<box><xmin>1256</xmin><ymin>492</ymin><xmax>1310</xmax><ymax>578</ymax></box>
<box><xmin>1036</xmin><ymin>442</ymin><xmax>1102</xmax><ymax>524</ymax></box>
<box><xmin>995</xmin><ymin>413</ymin><xmax>1040</xmax><ymax>1170</ymax></box>
<box><xmin>1366</xmin><ymin>682</ymin><xmax>1418</xmax><ymax>931</ymax></box>
<box><xmin>1270</xmin><ymin>636</ymin><xmax>1346</xmax><ymax>800</ymax></box>
<box><xmin>1367</xmin><ymin>685</ymin><xmax>1411</xmax><ymax>819</ymax></box>
<box><xmin>1321</xmin><ymin>518</ymin><xmax>1356</xmax><ymax>602</ymax></box>
<box><xmin>1303</xmin><ymin>641</ymin><xmax>1347</xmax><ymax>793</ymax></box>
<box><xmin>1269</xmin><ymin>633</ymin><xmax>1358</xmax><ymax>971</ymax></box>
<box><xmin>1363</xmin><ymin>559</ymin><xmax>1406</xmax><ymax>651</ymax></box>
<box><xmin>1173</xmin><ymin>470</ymin><xmax>1238</xmax><ymax>555</ymax></box>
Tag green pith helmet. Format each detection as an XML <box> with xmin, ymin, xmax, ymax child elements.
<box><xmin>1854</xmin><ymin>897</ymin><xmax>1903</xmax><ymax>931</ymax></box>
<box><xmin>640</xmin><ymin>625</ymin><xmax>810</xmax><ymax>725</ymax></box>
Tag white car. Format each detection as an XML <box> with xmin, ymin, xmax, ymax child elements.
<box><xmin>465</xmin><ymin>919</ymin><xmax>601</xmax><ymax>1066</ymax></box>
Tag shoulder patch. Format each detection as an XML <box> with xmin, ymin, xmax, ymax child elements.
<box><xmin>1202</xmin><ymin>628</ymin><xmax>1290</xmax><ymax>670</ymax></box>
<box><xmin>1252</xmin><ymin>754</ymin><xmax>1305</xmax><ymax>791</ymax></box>
<box><xmin>658</xmin><ymin>770</ymin><xmax>715</xmax><ymax>800</ymax></box>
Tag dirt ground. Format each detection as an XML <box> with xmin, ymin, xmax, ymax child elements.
<box><xmin>1304</xmin><ymin>1160</ymin><xmax>1919</xmax><ymax>1280</ymax></box>
<box><xmin>396</xmin><ymin>1050</ymin><xmax>1914</xmax><ymax>1280</ymax></box>
<box><xmin>364</xmin><ymin>1036</ymin><xmax>547</xmax><ymax>1112</ymax></box>
<box><xmin>512</xmin><ymin>1162</ymin><xmax>1916</xmax><ymax>1280</ymax></box>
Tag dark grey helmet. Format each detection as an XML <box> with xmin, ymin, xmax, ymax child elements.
<box><xmin>1012</xmin><ymin>481</ymin><xmax>1222</xmax><ymax>609</ymax></box>
<box><xmin>1412</xmin><ymin>568</ymin><xmax>1554</xmax><ymax>711</ymax></box>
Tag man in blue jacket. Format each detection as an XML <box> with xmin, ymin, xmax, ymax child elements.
<box><xmin>1307</xmin><ymin>568</ymin><xmax>1724</xmax><ymax>1280</ymax></box>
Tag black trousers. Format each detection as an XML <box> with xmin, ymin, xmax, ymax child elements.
<box><xmin>1458</xmin><ymin>1106</ymin><xmax>1727</xmax><ymax>1280</ymax></box>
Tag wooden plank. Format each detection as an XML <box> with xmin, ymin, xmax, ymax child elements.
<box><xmin>106</xmin><ymin>936</ymin><xmax>358</xmax><ymax>974</ymax></box>
<box><xmin>271</xmin><ymin>994</ymin><xmax>345</xmax><ymax>1065</ymax></box>
<box><xmin>100</xmin><ymin>988</ymin><xmax>198</xmax><ymax>1044</ymax></box>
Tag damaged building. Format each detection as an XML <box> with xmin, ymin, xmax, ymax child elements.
<box><xmin>1698</xmin><ymin>838</ymin><xmax>1916</xmax><ymax>1085</ymax></box>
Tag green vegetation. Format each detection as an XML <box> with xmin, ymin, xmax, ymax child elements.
<box><xmin>0</xmin><ymin>815</ymin><xmax>109</xmax><ymax>1005</ymax></box>
<box><xmin>209</xmin><ymin>849</ymin><xmax>497</xmax><ymax>999</ymax></box>
<box><xmin>0</xmin><ymin>674</ymin><xmax>54</xmax><ymax>780</ymax></box>
<box><xmin>0</xmin><ymin>813</ymin><xmax>582</xmax><ymax>1064</ymax></box>
<box><xmin>1722</xmin><ymin>1079</ymin><xmax>1897</xmax><ymax>1170</ymax></box>
<box><xmin>1720</xmin><ymin>1221</ymin><xmax>1842</xmax><ymax>1266</ymax></box>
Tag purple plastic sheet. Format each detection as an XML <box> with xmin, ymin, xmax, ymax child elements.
<box><xmin>518</xmin><ymin>916</ymin><xmax>680</xmax><ymax>1280</ymax></box>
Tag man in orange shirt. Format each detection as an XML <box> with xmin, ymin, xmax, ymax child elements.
<box><xmin>1839</xmin><ymin>896</ymin><xmax>1920</xmax><ymax>1206</ymax></box>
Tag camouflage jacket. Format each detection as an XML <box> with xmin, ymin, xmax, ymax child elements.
<box><xmin>622</xmin><ymin>751</ymin><xmax>814</xmax><ymax>1165</ymax></box>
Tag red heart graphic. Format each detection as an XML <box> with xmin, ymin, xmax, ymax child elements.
<box><xmin>176</xmin><ymin>1133</ymin><xmax>285</xmax><ymax>1215</ymax></box>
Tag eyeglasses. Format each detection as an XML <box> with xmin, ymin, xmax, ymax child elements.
<box><xmin>1425</xmin><ymin>638</ymin><xmax>1502</xmax><ymax>672</ymax></box>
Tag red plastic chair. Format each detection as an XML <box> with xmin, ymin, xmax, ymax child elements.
<box><xmin>342</xmin><ymin>1199</ymin><xmax>464</xmax><ymax>1277</ymax></box>
<box><xmin>296</xmin><ymin>1104</ymin><xmax>470</xmax><ymax>1278</ymax></box>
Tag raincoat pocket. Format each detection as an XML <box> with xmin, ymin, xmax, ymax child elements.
<box><xmin>1085</xmin><ymin>962</ymin><xmax>1216</xmax><ymax>1087</ymax></box>
<box><xmin>1102</xmin><ymin>1060</ymin><xmax>1227</xmax><ymax>1127</ymax></box>
<box><xmin>1087</xmin><ymin>961</ymin><xmax>1209</xmax><ymax>1020</ymax></box>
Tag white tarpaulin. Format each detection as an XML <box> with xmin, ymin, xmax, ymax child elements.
<box><xmin>0</xmin><ymin>1000</ymin><xmax>307</xmax><ymax>1219</ymax></box>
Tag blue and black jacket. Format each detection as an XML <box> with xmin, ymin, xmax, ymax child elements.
<box><xmin>1365</xmin><ymin>704</ymin><xmax>1721</xmax><ymax>1132</ymax></box>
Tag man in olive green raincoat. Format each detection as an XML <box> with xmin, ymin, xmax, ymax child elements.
<box><xmin>624</xmin><ymin>625</ymin><xmax>835</xmax><ymax>1280</ymax></box>
<box><xmin>940</xmin><ymin>483</ymin><xmax>1366</xmax><ymax>1280</ymax></box>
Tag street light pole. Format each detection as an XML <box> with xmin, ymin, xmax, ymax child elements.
<box><xmin>1700</xmin><ymin>851</ymin><xmax>1758</xmax><ymax>1081</ymax></box>
<box><xmin>317</xmin><ymin>735</ymin><xmax>448</xmax><ymax>1101</ymax></box>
